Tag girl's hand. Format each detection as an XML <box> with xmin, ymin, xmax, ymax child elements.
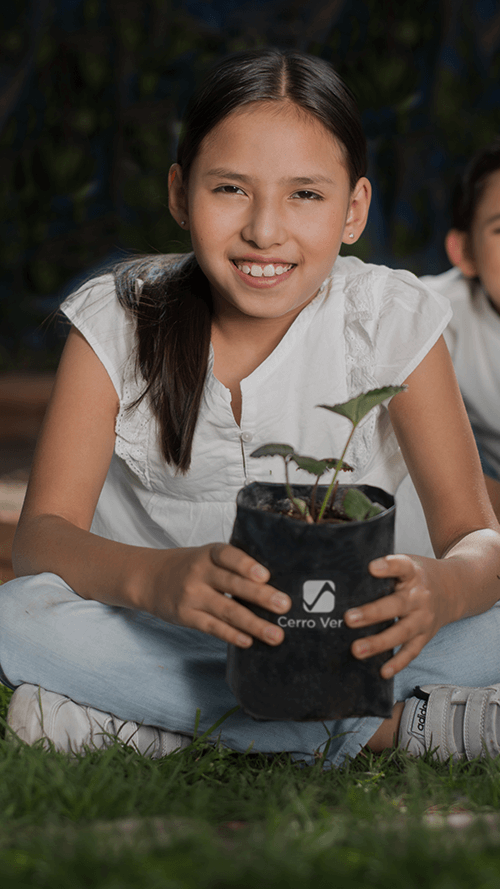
<box><xmin>344</xmin><ymin>554</ymin><xmax>442</xmax><ymax>679</ymax></box>
<box><xmin>145</xmin><ymin>543</ymin><xmax>291</xmax><ymax>648</ymax></box>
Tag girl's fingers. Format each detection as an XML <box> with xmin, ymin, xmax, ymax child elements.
<box><xmin>351</xmin><ymin>609</ymin><xmax>428</xmax><ymax>661</ymax></box>
<box><xmin>195</xmin><ymin>586</ymin><xmax>285</xmax><ymax>647</ymax></box>
<box><xmin>352</xmin><ymin>620</ymin><xmax>428</xmax><ymax>678</ymax></box>
<box><xmin>345</xmin><ymin>585</ymin><xmax>428</xmax><ymax>630</ymax></box>
<box><xmin>206</xmin><ymin>568</ymin><xmax>289</xmax><ymax>644</ymax></box>
<box><xmin>210</xmin><ymin>542</ymin><xmax>271</xmax><ymax>583</ymax></box>
<box><xmin>190</xmin><ymin>607</ymin><xmax>281</xmax><ymax>649</ymax></box>
<box><xmin>380</xmin><ymin>638</ymin><xmax>427</xmax><ymax>679</ymax></box>
<box><xmin>209</xmin><ymin>543</ymin><xmax>291</xmax><ymax>613</ymax></box>
<box><xmin>342</xmin><ymin>553</ymin><xmax>437</xmax><ymax>676</ymax></box>
<box><xmin>369</xmin><ymin>554</ymin><xmax>419</xmax><ymax>580</ymax></box>
<box><xmin>210</xmin><ymin>565</ymin><xmax>290</xmax><ymax>614</ymax></box>
<box><xmin>171</xmin><ymin>543</ymin><xmax>289</xmax><ymax>646</ymax></box>
<box><xmin>345</xmin><ymin>555</ymin><xmax>426</xmax><ymax>628</ymax></box>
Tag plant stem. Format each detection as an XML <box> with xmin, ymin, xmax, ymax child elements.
<box><xmin>309</xmin><ymin>474</ymin><xmax>321</xmax><ymax>521</ymax></box>
<box><xmin>284</xmin><ymin>455</ymin><xmax>310</xmax><ymax>519</ymax></box>
<box><xmin>284</xmin><ymin>456</ymin><xmax>294</xmax><ymax>505</ymax></box>
<box><xmin>316</xmin><ymin>424</ymin><xmax>356</xmax><ymax>522</ymax></box>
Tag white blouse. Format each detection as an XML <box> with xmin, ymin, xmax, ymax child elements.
<box><xmin>62</xmin><ymin>255</ymin><xmax>451</xmax><ymax>550</ymax></box>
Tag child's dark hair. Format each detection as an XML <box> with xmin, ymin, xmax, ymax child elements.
<box><xmin>451</xmin><ymin>136</ymin><xmax>500</xmax><ymax>233</ymax></box>
<box><xmin>114</xmin><ymin>48</ymin><xmax>367</xmax><ymax>472</ymax></box>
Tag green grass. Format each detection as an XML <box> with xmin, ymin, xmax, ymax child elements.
<box><xmin>1</xmin><ymin>685</ymin><xmax>500</xmax><ymax>888</ymax></box>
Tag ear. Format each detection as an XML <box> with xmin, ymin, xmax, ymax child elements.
<box><xmin>445</xmin><ymin>229</ymin><xmax>477</xmax><ymax>278</ymax></box>
<box><xmin>168</xmin><ymin>164</ymin><xmax>190</xmax><ymax>230</ymax></box>
<box><xmin>342</xmin><ymin>177</ymin><xmax>372</xmax><ymax>244</ymax></box>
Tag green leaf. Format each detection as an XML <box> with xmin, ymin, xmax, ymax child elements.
<box><xmin>321</xmin><ymin>457</ymin><xmax>354</xmax><ymax>472</ymax></box>
<box><xmin>291</xmin><ymin>454</ymin><xmax>333</xmax><ymax>477</ymax></box>
<box><xmin>342</xmin><ymin>488</ymin><xmax>384</xmax><ymax>521</ymax></box>
<box><xmin>318</xmin><ymin>385</ymin><xmax>407</xmax><ymax>427</ymax></box>
<box><xmin>291</xmin><ymin>497</ymin><xmax>309</xmax><ymax>517</ymax></box>
<box><xmin>250</xmin><ymin>443</ymin><xmax>295</xmax><ymax>459</ymax></box>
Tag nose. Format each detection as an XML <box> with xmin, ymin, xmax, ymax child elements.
<box><xmin>241</xmin><ymin>200</ymin><xmax>286</xmax><ymax>249</ymax></box>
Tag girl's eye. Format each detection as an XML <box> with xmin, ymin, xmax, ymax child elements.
<box><xmin>292</xmin><ymin>190</ymin><xmax>323</xmax><ymax>201</ymax></box>
<box><xmin>214</xmin><ymin>185</ymin><xmax>246</xmax><ymax>195</ymax></box>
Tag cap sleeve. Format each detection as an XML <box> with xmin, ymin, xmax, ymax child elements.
<box><xmin>60</xmin><ymin>274</ymin><xmax>136</xmax><ymax>400</ymax></box>
<box><xmin>61</xmin><ymin>274</ymin><xmax>154</xmax><ymax>489</ymax></box>
<box><xmin>374</xmin><ymin>268</ymin><xmax>452</xmax><ymax>387</ymax></box>
<box><xmin>337</xmin><ymin>257</ymin><xmax>453</xmax><ymax>485</ymax></box>
<box><xmin>421</xmin><ymin>268</ymin><xmax>474</xmax><ymax>360</ymax></box>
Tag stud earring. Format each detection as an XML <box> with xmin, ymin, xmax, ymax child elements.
<box><xmin>349</xmin><ymin>232</ymin><xmax>354</xmax><ymax>239</ymax></box>
<box><xmin>180</xmin><ymin>220</ymin><xmax>186</xmax><ymax>226</ymax></box>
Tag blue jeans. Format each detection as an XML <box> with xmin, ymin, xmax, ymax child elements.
<box><xmin>1</xmin><ymin>572</ymin><xmax>500</xmax><ymax>767</ymax></box>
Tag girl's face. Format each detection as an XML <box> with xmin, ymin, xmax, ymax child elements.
<box><xmin>169</xmin><ymin>101</ymin><xmax>370</xmax><ymax>324</ymax></box>
<box><xmin>468</xmin><ymin>168</ymin><xmax>500</xmax><ymax>311</ymax></box>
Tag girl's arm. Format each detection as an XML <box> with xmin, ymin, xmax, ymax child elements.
<box><xmin>344</xmin><ymin>335</ymin><xmax>500</xmax><ymax>678</ymax></box>
<box><xmin>12</xmin><ymin>327</ymin><xmax>290</xmax><ymax>649</ymax></box>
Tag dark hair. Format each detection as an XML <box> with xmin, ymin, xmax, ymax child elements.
<box><xmin>178</xmin><ymin>49</ymin><xmax>366</xmax><ymax>190</ymax></box>
<box><xmin>115</xmin><ymin>49</ymin><xmax>366</xmax><ymax>472</ymax></box>
<box><xmin>451</xmin><ymin>136</ymin><xmax>500</xmax><ymax>233</ymax></box>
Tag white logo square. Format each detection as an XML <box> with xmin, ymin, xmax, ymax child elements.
<box><xmin>302</xmin><ymin>580</ymin><xmax>336</xmax><ymax>613</ymax></box>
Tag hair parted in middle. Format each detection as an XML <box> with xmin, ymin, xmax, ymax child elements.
<box><xmin>177</xmin><ymin>48</ymin><xmax>367</xmax><ymax>190</ymax></box>
<box><xmin>114</xmin><ymin>48</ymin><xmax>367</xmax><ymax>472</ymax></box>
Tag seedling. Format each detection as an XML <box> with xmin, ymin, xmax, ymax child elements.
<box><xmin>250</xmin><ymin>385</ymin><xmax>406</xmax><ymax>523</ymax></box>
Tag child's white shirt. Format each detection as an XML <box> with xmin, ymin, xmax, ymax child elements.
<box><xmin>421</xmin><ymin>267</ymin><xmax>500</xmax><ymax>480</ymax></box>
<box><xmin>61</xmin><ymin>255</ymin><xmax>450</xmax><ymax>552</ymax></box>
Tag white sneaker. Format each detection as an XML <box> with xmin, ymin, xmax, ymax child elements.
<box><xmin>6</xmin><ymin>684</ymin><xmax>191</xmax><ymax>758</ymax></box>
<box><xmin>398</xmin><ymin>683</ymin><xmax>500</xmax><ymax>761</ymax></box>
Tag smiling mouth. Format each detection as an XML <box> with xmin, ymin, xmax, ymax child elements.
<box><xmin>232</xmin><ymin>260</ymin><xmax>295</xmax><ymax>278</ymax></box>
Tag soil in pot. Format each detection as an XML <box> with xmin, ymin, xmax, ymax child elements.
<box><xmin>227</xmin><ymin>481</ymin><xmax>396</xmax><ymax>721</ymax></box>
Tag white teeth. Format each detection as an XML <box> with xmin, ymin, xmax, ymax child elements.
<box><xmin>236</xmin><ymin>261</ymin><xmax>293</xmax><ymax>277</ymax></box>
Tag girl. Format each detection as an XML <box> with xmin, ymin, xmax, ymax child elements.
<box><xmin>2</xmin><ymin>49</ymin><xmax>500</xmax><ymax>766</ymax></box>
<box><xmin>421</xmin><ymin>138</ymin><xmax>500</xmax><ymax>521</ymax></box>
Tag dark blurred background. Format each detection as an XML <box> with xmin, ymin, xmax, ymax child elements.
<box><xmin>2</xmin><ymin>0</ymin><xmax>500</xmax><ymax>371</ymax></box>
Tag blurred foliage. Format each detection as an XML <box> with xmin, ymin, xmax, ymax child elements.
<box><xmin>1</xmin><ymin>0</ymin><xmax>500</xmax><ymax>369</ymax></box>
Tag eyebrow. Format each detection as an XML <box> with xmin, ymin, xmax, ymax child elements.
<box><xmin>484</xmin><ymin>212</ymin><xmax>500</xmax><ymax>226</ymax></box>
<box><xmin>204</xmin><ymin>168</ymin><xmax>335</xmax><ymax>186</ymax></box>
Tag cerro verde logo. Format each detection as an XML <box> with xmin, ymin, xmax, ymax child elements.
<box><xmin>277</xmin><ymin>579</ymin><xmax>344</xmax><ymax>629</ymax></box>
<box><xmin>302</xmin><ymin>580</ymin><xmax>335</xmax><ymax>613</ymax></box>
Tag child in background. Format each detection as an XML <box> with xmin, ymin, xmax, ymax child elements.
<box><xmin>2</xmin><ymin>50</ymin><xmax>500</xmax><ymax>767</ymax></box>
<box><xmin>421</xmin><ymin>138</ymin><xmax>500</xmax><ymax>519</ymax></box>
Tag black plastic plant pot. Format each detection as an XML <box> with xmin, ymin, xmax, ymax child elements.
<box><xmin>226</xmin><ymin>482</ymin><xmax>396</xmax><ymax>721</ymax></box>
